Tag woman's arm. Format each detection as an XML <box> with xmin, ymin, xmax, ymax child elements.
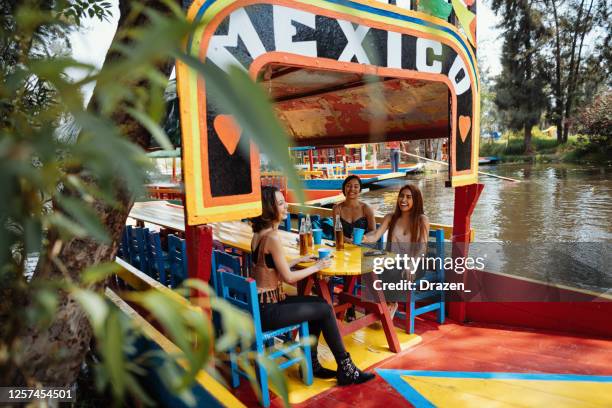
<box><xmin>288</xmin><ymin>254</ymin><xmax>317</xmax><ymax>268</ymax></box>
<box><xmin>268</xmin><ymin>236</ymin><xmax>331</xmax><ymax>284</ymax></box>
<box><xmin>412</xmin><ymin>214</ymin><xmax>430</xmax><ymax>257</ymax></box>
<box><xmin>332</xmin><ymin>203</ymin><xmax>341</xmax><ymax>220</ymax></box>
<box><xmin>363</xmin><ymin>203</ymin><xmax>376</xmax><ymax>232</ymax></box>
<box><xmin>362</xmin><ymin>214</ymin><xmax>392</xmax><ymax>243</ymax></box>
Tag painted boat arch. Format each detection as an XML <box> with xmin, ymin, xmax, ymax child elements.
<box><xmin>177</xmin><ymin>0</ymin><xmax>480</xmax><ymax>225</ymax></box>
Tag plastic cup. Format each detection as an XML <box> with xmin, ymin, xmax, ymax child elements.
<box><xmin>352</xmin><ymin>228</ymin><xmax>365</xmax><ymax>245</ymax></box>
<box><xmin>312</xmin><ymin>228</ymin><xmax>323</xmax><ymax>245</ymax></box>
<box><xmin>318</xmin><ymin>248</ymin><xmax>331</xmax><ymax>259</ymax></box>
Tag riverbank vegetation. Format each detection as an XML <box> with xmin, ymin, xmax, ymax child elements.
<box><xmin>485</xmin><ymin>0</ymin><xmax>610</xmax><ymax>154</ymax></box>
<box><xmin>480</xmin><ymin>90</ymin><xmax>611</xmax><ymax>164</ymax></box>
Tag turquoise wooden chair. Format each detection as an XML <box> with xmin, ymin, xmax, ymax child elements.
<box><xmin>218</xmin><ymin>271</ymin><xmax>313</xmax><ymax>407</ymax></box>
<box><xmin>168</xmin><ymin>234</ymin><xmax>187</xmax><ymax>288</ymax></box>
<box><xmin>127</xmin><ymin>226</ymin><xmax>149</xmax><ymax>274</ymax></box>
<box><xmin>145</xmin><ymin>230</ymin><xmax>169</xmax><ymax>285</ymax></box>
<box><xmin>396</xmin><ymin>229</ymin><xmax>446</xmax><ymax>333</ymax></box>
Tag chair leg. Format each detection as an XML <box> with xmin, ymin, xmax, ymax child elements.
<box><xmin>300</xmin><ymin>322</ymin><xmax>313</xmax><ymax>386</ymax></box>
<box><xmin>409</xmin><ymin>293</ymin><xmax>416</xmax><ymax>334</ymax></box>
<box><xmin>255</xmin><ymin>339</ymin><xmax>270</xmax><ymax>408</ymax></box>
<box><xmin>229</xmin><ymin>350</ymin><xmax>240</xmax><ymax>388</ymax></box>
<box><xmin>257</xmin><ymin>360</ymin><xmax>270</xmax><ymax>407</ymax></box>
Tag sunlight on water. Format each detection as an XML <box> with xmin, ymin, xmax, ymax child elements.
<box><xmin>360</xmin><ymin>163</ymin><xmax>612</xmax><ymax>292</ymax></box>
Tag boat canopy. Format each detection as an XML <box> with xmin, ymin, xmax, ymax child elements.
<box><xmin>177</xmin><ymin>0</ymin><xmax>480</xmax><ymax>224</ymax></box>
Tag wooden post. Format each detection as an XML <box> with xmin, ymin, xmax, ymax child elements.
<box><xmin>448</xmin><ymin>183</ymin><xmax>484</xmax><ymax>323</ymax></box>
<box><xmin>185</xmin><ymin>224</ymin><xmax>213</xmax><ymax>304</ymax></box>
<box><xmin>308</xmin><ymin>148</ymin><xmax>314</xmax><ymax>171</ymax></box>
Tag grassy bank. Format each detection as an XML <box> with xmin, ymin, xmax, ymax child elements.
<box><xmin>480</xmin><ymin>128</ymin><xmax>611</xmax><ymax>164</ymax></box>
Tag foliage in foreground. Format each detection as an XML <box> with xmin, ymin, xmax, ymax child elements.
<box><xmin>1</xmin><ymin>0</ymin><xmax>302</xmax><ymax>405</ymax></box>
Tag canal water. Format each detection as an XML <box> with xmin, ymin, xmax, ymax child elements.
<box><xmin>360</xmin><ymin>163</ymin><xmax>612</xmax><ymax>295</ymax></box>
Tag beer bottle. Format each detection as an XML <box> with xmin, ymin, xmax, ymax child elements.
<box><xmin>305</xmin><ymin>214</ymin><xmax>313</xmax><ymax>248</ymax></box>
<box><xmin>299</xmin><ymin>218</ymin><xmax>308</xmax><ymax>255</ymax></box>
<box><xmin>334</xmin><ymin>214</ymin><xmax>344</xmax><ymax>250</ymax></box>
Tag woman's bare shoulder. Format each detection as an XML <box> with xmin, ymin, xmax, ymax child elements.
<box><xmin>361</xmin><ymin>201</ymin><xmax>374</xmax><ymax>213</ymax></box>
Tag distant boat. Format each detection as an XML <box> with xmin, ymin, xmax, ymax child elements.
<box><xmin>479</xmin><ymin>156</ymin><xmax>500</xmax><ymax>165</ymax></box>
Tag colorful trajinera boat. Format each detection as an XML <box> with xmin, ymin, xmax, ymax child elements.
<box><xmin>112</xmin><ymin>0</ymin><xmax>612</xmax><ymax>406</ymax></box>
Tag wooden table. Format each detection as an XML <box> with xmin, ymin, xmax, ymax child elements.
<box><xmin>296</xmin><ymin>246</ymin><xmax>401</xmax><ymax>353</ymax></box>
<box><xmin>129</xmin><ymin>201</ymin><xmax>400</xmax><ymax>352</ymax></box>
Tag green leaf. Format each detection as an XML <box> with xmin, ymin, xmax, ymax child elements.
<box><xmin>419</xmin><ymin>0</ymin><xmax>453</xmax><ymax>19</ymax></box>
<box><xmin>126</xmin><ymin>107</ymin><xmax>173</xmax><ymax>150</ymax></box>
<box><xmin>72</xmin><ymin>289</ymin><xmax>109</xmax><ymax>334</ymax></box>
<box><xmin>54</xmin><ymin>195</ymin><xmax>110</xmax><ymax>243</ymax></box>
<box><xmin>46</xmin><ymin>213</ymin><xmax>88</xmax><ymax>238</ymax></box>
<box><xmin>175</xmin><ymin>53</ymin><xmax>306</xmax><ymax>203</ymax></box>
<box><xmin>103</xmin><ymin>310</ymin><xmax>127</xmax><ymax>399</ymax></box>
<box><xmin>82</xmin><ymin>262</ymin><xmax>120</xmax><ymax>285</ymax></box>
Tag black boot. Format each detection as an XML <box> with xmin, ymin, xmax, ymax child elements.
<box><xmin>337</xmin><ymin>353</ymin><xmax>375</xmax><ymax>386</ymax></box>
<box><xmin>300</xmin><ymin>356</ymin><xmax>336</xmax><ymax>379</ymax></box>
<box><xmin>312</xmin><ymin>357</ymin><xmax>336</xmax><ymax>379</ymax></box>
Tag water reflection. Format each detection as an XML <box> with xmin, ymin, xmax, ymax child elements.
<box><xmin>360</xmin><ymin>163</ymin><xmax>612</xmax><ymax>292</ymax></box>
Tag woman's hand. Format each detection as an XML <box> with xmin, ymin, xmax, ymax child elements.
<box><xmin>361</xmin><ymin>234</ymin><xmax>374</xmax><ymax>243</ymax></box>
<box><xmin>300</xmin><ymin>254</ymin><xmax>317</xmax><ymax>263</ymax></box>
<box><xmin>315</xmin><ymin>258</ymin><xmax>333</xmax><ymax>271</ymax></box>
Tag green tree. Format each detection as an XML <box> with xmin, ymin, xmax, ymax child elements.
<box><xmin>492</xmin><ymin>0</ymin><xmax>548</xmax><ymax>153</ymax></box>
<box><xmin>574</xmin><ymin>90</ymin><xmax>611</xmax><ymax>146</ymax></box>
<box><xmin>543</xmin><ymin>0</ymin><xmax>609</xmax><ymax>143</ymax></box>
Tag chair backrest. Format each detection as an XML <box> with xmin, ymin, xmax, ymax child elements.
<box><xmin>146</xmin><ymin>230</ymin><xmax>167</xmax><ymax>285</ymax></box>
<box><xmin>128</xmin><ymin>226</ymin><xmax>149</xmax><ymax>274</ymax></box>
<box><xmin>118</xmin><ymin>227</ymin><xmax>131</xmax><ymax>261</ymax></box>
<box><xmin>211</xmin><ymin>250</ymin><xmax>242</xmax><ymax>294</ymax></box>
<box><xmin>218</xmin><ymin>271</ymin><xmax>262</xmax><ymax>331</ymax></box>
<box><xmin>168</xmin><ymin>234</ymin><xmax>187</xmax><ymax>288</ymax></box>
<box><xmin>426</xmin><ymin>229</ymin><xmax>445</xmax><ymax>276</ymax></box>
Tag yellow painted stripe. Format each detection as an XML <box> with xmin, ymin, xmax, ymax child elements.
<box><xmin>402</xmin><ymin>375</ymin><xmax>612</xmax><ymax>407</ymax></box>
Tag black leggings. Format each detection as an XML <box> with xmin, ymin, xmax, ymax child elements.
<box><xmin>259</xmin><ymin>295</ymin><xmax>346</xmax><ymax>363</ymax></box>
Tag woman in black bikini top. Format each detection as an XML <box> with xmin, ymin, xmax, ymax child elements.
<box><xmin>332</xmin><ymin>175</ymin><xmax>376</xmax><ymax>239</ymax></box>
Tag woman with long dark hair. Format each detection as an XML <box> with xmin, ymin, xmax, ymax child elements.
<box><xmin>363</xmin><ymin>184</ymin><xmax>430</xmax><ymax>315</ymax></box>
<box><xmin>332</xmin><ymin>175</ymin><xmax>376</xmax><ymax>240</ymax></box>
<box><xmin>250</xmin><ymin>186</ymin><xmax>375</xmax><ymax>385</ymax></box>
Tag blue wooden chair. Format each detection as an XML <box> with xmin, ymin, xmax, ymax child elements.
<box><xmin>127</xmin><ymin>226</ymin><xmax>149</xmax><ymax>274</ymax></box>
<box><xmin>145</xmin><ymin>230</ymin><xmax>169</xmax><ymax>285</ymax></box>
<box><xmin>396</xmin><ymin>229</ymin><xmax>446</xmax><ymax>333</ymax></box>
<box><xmin>168</xmin><ymin>235</ymin><xmax>187</xmax><ymax>288</ymax></box>
<box><xmin>218</xmin><ymin>271</ymin><xmax>312</xmax><ymax>407</ymax></box>
<box><xmin>211</xmin><ymin>250</ymin><xmax>242</xmax><ymax>295</ymax></box>
<box><xmin>118</xmin><ymin>227</ymin><xmax>130</xmax><ymax>261</ymax></box>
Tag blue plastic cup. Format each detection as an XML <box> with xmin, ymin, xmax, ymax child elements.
<box><xmin>318</xmin><ymin>248</ymin><xmax>331</xmax><ymax>259</ymax></box>
<box><xmin>352</xmin><ymin>228</ymin><xmax>365</xmax><ymax>245</ymax></box>
<box><xmin>312</xmin><ymin>228</ymin><xmax>323</xmax><ymax>245</ymax></box>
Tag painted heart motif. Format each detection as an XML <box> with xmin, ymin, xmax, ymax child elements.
<box><xmin>459</xmin><ymin>115</ymin><xmax>471</xmax><ymax>143</ymax></box>
<box><xmin>213</xmin><ymin>114</ymin><xmax>242</xmax><ymax>155</ymax></box>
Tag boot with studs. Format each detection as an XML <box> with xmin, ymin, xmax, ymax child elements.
<box><xmin>337</xmin><ymin>353</ymin><xmax>375</xmax><ymax>385</ymax></box>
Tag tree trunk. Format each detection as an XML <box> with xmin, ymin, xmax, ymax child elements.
<box><xmin>550</xmin><ymin>0</ymin><xmax>565</xmax><ymax>144</ymax></box>
<box><xmin>10</xmin><ymin>0</ymin><xmax>179</xmax><ymax>387</ymax></box>
<box><xmin>563</xmin><ymin>0</ymin><xmax>594</xmax><ymax>143</ymax></box>
<box><xmin>524</xmin><ymin>123</ymin><xmax>533</xmax><ymax>154</ymax></box>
